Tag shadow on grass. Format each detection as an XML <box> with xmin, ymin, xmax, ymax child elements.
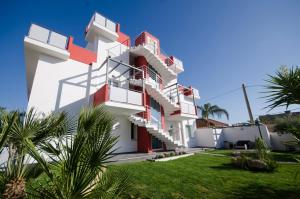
<box><xmin>224</xmin><ymin>183</ymin><xmax>300</xmax><ymax>199</ymax></box>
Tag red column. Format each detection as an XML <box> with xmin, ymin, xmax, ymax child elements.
<box><xmin>135</xmin><ymin>56</ymin><xmax>148</xmax><ymax>79</ymax></box>
<box><xmin>137</xmin><ymin>126</ymin><xmax>152</xmax><ymax>153</ymax></box>
<box><xmin>161</xmin><ymin>106</ymin><xmax>165</xmax><ymax>129</ymax></box>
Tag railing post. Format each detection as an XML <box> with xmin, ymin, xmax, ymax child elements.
<box><xmin>105</xmin><ymin>59</ymin><xmax>109</xmax><ymax>84</ymax></box>
<box><xmin>176</xmin><ymin>83</ymin><xmax>180</xmax><ymax>105</ymax></box>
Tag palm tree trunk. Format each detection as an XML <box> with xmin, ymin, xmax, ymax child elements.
<box><xmin>3</xmin><ymin>177</ymin><xmax>27</xmax><ymax>199</ymax></box>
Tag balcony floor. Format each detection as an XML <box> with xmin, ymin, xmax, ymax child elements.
<box><xmin>103</xmin><ymin>101</ymin><xmax>145</xmax><ymax>116</ymax></box>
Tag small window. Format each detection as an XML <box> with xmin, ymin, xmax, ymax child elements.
<box><xmin>131</xmin><ymin>123</ymin><xmax>136</xmax><ymax>140</ymax></box>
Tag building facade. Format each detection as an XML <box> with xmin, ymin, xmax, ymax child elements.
<box><xmin>24</xmin><ymin>12</ymin><xmax>200</xmax><ymax>153</ymax></box>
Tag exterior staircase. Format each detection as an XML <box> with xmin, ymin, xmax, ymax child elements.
<box><xmin>129</xmin><ymin>115</ymin><xmax>182</xmax><ymax>148</ymax></box>
<box><xmin>130</xmin><ymin>45</ymin><xmax>177</xmax><ymax>83</ymax></box>
<box><xmin>130</xmin><ymin>78</ymin><xmax>180</xmax><ymax>114</ymax></box>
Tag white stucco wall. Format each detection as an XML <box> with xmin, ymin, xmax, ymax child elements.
<box><xmin>192</xmin><ymin>125</ymin><xmax>272</xmax><ymax>148</ymax></box>
<box><xmin>111</xmin><ymin>115</ymin><xmax>137</xmax><ymax>153</ymax></box>
<box><xmin>222</xmin><ymin>125</ymin><xmax>271</xmax><ymax>148</ymax></box>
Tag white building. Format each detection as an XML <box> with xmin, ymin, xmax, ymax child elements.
<box><xmin>24</xmin><ymin>12</ymin><xmax>200</xmax><ymax>153</ymax></box>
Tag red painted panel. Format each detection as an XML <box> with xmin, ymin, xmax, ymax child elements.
<box><xmin>170</xmin><ymin>110</ymin><xmax>181</xmax><ymax>116</ymax></box>
<box><xmin>161</xmin><ymin>106</ymin><xmax>165</xmax><ymax>129</ymax></box>
<box><xmin>93</xmin><ymin>84</ymin><xmax>109</xmax><ymax>106</ymax></box>
<box><xmin>135</xmin><ymin>32</ymin><xmax>161</xmax><ymax>54</ymax></box>
<box><xmin>137</xmin><ymin>126</ymin><xmax>152</xmax><ymax>153</ymax></box>
<box><xmin>67</xmin><ymin>37</ymin><xmax>97</xmax><ymax>65</ymax></box>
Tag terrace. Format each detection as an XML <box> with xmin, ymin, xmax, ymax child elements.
<box><xmin>93</xmin><ymin>58</ymin><xmax>145</xmax><ymax>115</ymax></box>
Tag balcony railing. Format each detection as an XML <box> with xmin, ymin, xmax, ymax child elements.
<box><xmin>87</xmin><ymin>12</ymin><xmax>117</xmax><ymax>33</ymax></box>
<box><xmin>135</xmin><ymin>34</ymin><xmax>184</xmax><ymax>74</ymax></box>
<box><xmin>107</xmin><ymin>41</ymin><xmax>130</xmax><ymax>62</ymax></box>
<box><xmin>109</xmin><ymin>85</ymin><xmax>142</xmax><ymax>106</ymax></box>
<box><xmin>28</xmin><ymin>24</ymin><xmax>68</xmax><ymax>49</ymax></box>
<box><xmin>181</xmin><ymin>102</ymin><xmax>196</xmax><ymax>115</ymax></box>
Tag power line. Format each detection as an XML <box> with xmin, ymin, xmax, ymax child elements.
<box><xmin>201</xmin><ymin>87</ymin><xmax>241</xmax><ymax>103</ymax></box>
<box><xmin>200</xmin><ymin>84</ymin><xmax>263</xmax><ymax>104</ymax></box>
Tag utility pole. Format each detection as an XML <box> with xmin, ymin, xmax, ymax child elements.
<box><xmin>242</xmin><ymin>84</ymin><xmax>254</xmax><ymax>123</ymax></box>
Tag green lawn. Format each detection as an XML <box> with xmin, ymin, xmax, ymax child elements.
<box><xmin>109</xmin><ymin>153</ymin><xmax>300</xmax><ymax>199</ymax></box>
<box><xmin>205</xmin><ymin>149</ymin><xmax>300</xmax><ymax>162</ymax></box>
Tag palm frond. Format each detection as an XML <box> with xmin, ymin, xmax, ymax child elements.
<box><xmin>263</xmin><ymin>66</ymin><xmax>300</xmax><ymax>110</ymax></box>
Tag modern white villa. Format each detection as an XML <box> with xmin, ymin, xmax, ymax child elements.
<box><xmin>24</xmin><ymin>12</ymin><xmax>200</xmax><ymax>153</ymax></box>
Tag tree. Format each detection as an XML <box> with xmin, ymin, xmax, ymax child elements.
<box><xmin>264</xmin><ymin>66</ymin><xmax>300</xmax><ymax>110</ymax></box>
<box><xmin>273</xmin><ymin>116</ymin><xmax>300</xmax><ymax>145</ymax></box>
<box><xmin>24</xmin><ymin>106</ymin><xmax>131</xmax><ymax>199</ymax></box>
<box><xmin>0</xmin><ymin>108</ymin><xmax>67</xmax><ymax>199</ymax></box>
<box><xmin>197</xmin><ymin>103</ymin><xmax>229</xmax><ymax>121</ymax></box>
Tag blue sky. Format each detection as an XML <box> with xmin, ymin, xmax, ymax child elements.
<box><xmin>1</xmin><ymin>0</ymin><xmax>300</xmax><ymax>123</ymax></box>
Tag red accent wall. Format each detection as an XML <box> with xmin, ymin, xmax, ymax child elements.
<box><xmin>135</xmin><ymin>32</ymin><xmax>161</xmax><ymax>55</ymax></box>
<box><xmin>67</xmin><ymin>36</ymin><xmax>97</xmax><ymax>65</ymax></box>
<box><xmin>93</xmin><ymin>84</ymin><xmax>109</xmax><ymax>106</ymax></box>
<box><xmin>137</xmin><ymin>126</ymin><xmax>152</xmax><ymax>153</ymax></box>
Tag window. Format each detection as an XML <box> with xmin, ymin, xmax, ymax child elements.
<box><xmin>131</xmin><ymin>123</ymin><xmax>136</xmax><ymax>140</ymax></box>
<box><xmin>185</xmin><ymin>125</ymin><xmax>193</xmax><ymax>138</ymax></box>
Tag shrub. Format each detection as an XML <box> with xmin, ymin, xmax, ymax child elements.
<box><xmin>231</xmin><ymin>156</ymin><xmax>249</xmax><ymax>169</ymax></box>
<box><xmin>231</xmin><ymin>147</ymin><xmax>278</xmax><ymax>172</ymax></box>
<box><xmin>247</xmin><ymin>159</ymin><xmax>268</xmax><ymax>170</ymax></box>
<box><xmin>170</xmin><ymin>152</ymin><xmax>175</xmax><ymax>156</ymax></box>
<box><xmin>255</xmin><ymin>138</ymin><xmax>268</xmax><ymax>160</ymax></box>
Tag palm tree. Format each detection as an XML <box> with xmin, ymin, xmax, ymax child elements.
<box><xmin>197</xmin><ymin>103</ymin><xmax>229</xmax><ymax>126</ymax></box>
<box><xmin>24</xmin><ymin>106</ymin><xmax>131</xmax><ymax>199</ymax></box>
<box><xmin>264</xmin><ymin>66</ymin><xmax>300</xmax><ymax>110</ymax></box>
<box><xmin>0</xmin><ymin>108</ymin><xmax>67</xmax><ymax>199</ymax></box>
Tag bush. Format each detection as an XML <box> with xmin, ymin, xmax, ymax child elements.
<box><xmin>231</xmin><ymin>139</ymin><xmax>278</xmax><ymax>172</ymax></box>
<box><xmin>255</xmin><ymin>138</ymin><xmax>269</xmax><ymax>160</ymax></box>
<box><xmin>155</xmin><ymin>154</ymin><xmax>164</xmax><ymax>159</ymax></box>
<box><xmin>170</xmin><ymin>152</ymin><xmax>175</xmax><ymax>156</ymax></box>
<box><xmin>231</xmin><ymin>156</ymin><xmax>249</xmax><ymax>169</ymax></box>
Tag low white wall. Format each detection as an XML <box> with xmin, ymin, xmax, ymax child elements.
<box><xmin>193</xmin><ymin>125</ymin><xmax>272</xmax><ymax>148</ymax></box>
<box><xmin>269</xmin><ymin>132</ymin><xmax>300</xmax><ymax>151</ymax></box>
<box><xmin>222</xmin><ymin>125</ymin><xmax>271</xmax><ymax>148</ymax></box>
<box><xmin>194</xmin><ymin>128</ymin><xmax>216</xmax><ymax>148</ymax></box>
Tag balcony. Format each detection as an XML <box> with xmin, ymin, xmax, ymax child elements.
<box><xmin>131</xmin><ymin>32</ymin><xmax>177</xmax><ymax>83</ymax></box>
<box><xmin>24</xmin><ymin>24</ymin><xmax>70</xmax><ymax>60</ymax></box>
<box><xmin>94</xmin><ymin>84</ymin><xmax>145</xmax><ymax>115</ymax></box>
<box><xmin>166</xmin><ymin>56</ymin><xmax>184</xmax><ymax>74</ymax></box>
<box><xmin>86</xmin><ymin>12</ymin><xmax>119</xmax><ymax>41</ymax></box>
<box><xmin>93</xmin><ymin>58</ymin><xmax>145</xmax><ymax>115</ymax></box>
<box><xmin>170</xmin><ymin>102</ymin><xmax>198</xmax><ymax>121</ymax></box>
<box><xmin>163</xmin><ymin>83</ymin><xmax>198</xmax><ymax>120</ymax></box>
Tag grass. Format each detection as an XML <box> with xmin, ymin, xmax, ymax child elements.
<box><xmin>109</xmin><ymin>152</ymin><xmax>300</xmax><ymax>199</ymax></box>
<box><xmin>25</xmin><ymin>151</ymin><xmax>300</xmax><ymax>199</ymax></box>
<box><xmin>205</xmin><ymin>149</ymin><xmax>300</xmax><ymax>162</ymax></box>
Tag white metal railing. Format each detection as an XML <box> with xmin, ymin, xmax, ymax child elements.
<box><xmin>166</xmin><ymin>56</ymin><xmax>184</xmax><ymax>73</ymax></box>
<box><xmin>28</xmin><ymin>24</ymin><xmax>68</xmax><ymax>49</ymax></box>
<box><xmin>87</xmin><ymin>12</ymin><xmax>117</xmax><ymax>33</ymax></box>
<box><xmin>192</xmin><ymin>88</ymin><xmax>200</xmax><ymax>99</ymax></box>
<box><xmin>109</xmin><ymin>85</ymin><xmax>142</xmax><ymax>105</ymax></box>
<box><xmin>163</xmin><ymin>83</ymin><xmax>180</xmax><ymax>104</ymax></box>
<box><xmin>136</xmin><ymin>35</ymin><xmax>183</xmax><ymax>74</ymax></box>
<box><xmin>107</xmin><ymin>42</ymin><xmax>130</xmax><ymax>62</ymax></box>
<box><xmin>181</xmin><ymin>102</ymin><xmax>196</xmax><ymax>115</ymax></box>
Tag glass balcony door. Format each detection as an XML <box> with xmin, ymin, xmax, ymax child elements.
<box><xmin>150</xmin><ymin>97</ymin><xmax>161</xmax><ymax>129</ymax></box>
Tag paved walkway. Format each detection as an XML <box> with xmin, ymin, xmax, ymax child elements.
<box><xmin>109</xmin><ymin>147</ymin><xmax>205</xmax><ymax>165</ymax></box>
